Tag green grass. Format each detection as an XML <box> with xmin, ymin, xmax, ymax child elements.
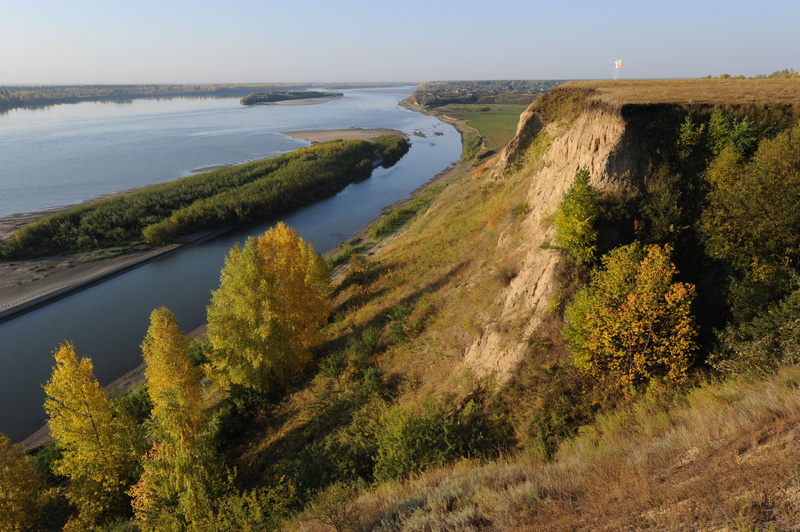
<box><xmin>435</xmin><ymin>104</ymin><xmax>530</xmax><ymax>151</ymax></box>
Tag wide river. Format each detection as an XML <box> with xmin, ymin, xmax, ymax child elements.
<box><xmin>0</xmin><ymin>88</ymin><xmax>462</xmax><ymax>441</ymax></box>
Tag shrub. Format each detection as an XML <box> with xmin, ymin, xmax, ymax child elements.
<box><xmin>373</xmin><ymin>400</ymin><xmax>512</xmax><ymax>482</ymax></box>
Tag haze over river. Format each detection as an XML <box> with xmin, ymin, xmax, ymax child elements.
<box><xmin>0</xmin><ymin>88</ymin><xmax>462</xmax><ymax>441</ymax></box>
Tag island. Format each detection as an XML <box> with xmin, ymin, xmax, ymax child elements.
<box><xmin>0</xmin><ymin>130</ymin><xmax>410</xmax><ymax>322</ymax></box>
<box><xmin>240</xmin><ymin>90</ymin><xmax>344</xmax><ymax>106</ymax></box>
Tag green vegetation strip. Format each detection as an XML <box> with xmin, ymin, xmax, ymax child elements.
<box><xmin>0</xmin><ymin>136</ymin><xmax>409</xmax><ymax>259</ymax></box>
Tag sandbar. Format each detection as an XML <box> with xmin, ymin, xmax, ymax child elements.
<box><xmin>282</xmin><ymin>127</ymin><xmax>408</xmax><ymax>143</ymax></box>
<box><xmin>273</xmin><ymin>96</ymin><xmax>343</xmax><ymax>106</ymax></box>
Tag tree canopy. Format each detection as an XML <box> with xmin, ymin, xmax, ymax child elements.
<box><xmin>0</xmin><ymin>433</ymin><xmax>49</xmax><ymax>532</ymax></box>
<box><xmin>207</xmin><ymin>223</ymin><xmax>331</xmax><ymax>394</ymax></box>
<box><xmin>132</xmin><ymin>307</ymin><xmax>229</xmax><ymax>530</ymax></box>
<box><xmin>554</xmin><ymin>168</ymin><xmax>600</xmax><ymax>264</ymax></box>
<box><xmin>564</xmin><ymin>243</ymin><xmax>697</xmax><ymax>391</ymax></box>
<box><xmin>43</xmin><ymin>343</ymin><xmax>143</xmax><ymax>529</ymax></box>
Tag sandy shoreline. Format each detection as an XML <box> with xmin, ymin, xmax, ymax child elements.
<box><xmin>282</xmin><ymin>127</ymin><xmax>407</xmax><ymax>143</ymax></box>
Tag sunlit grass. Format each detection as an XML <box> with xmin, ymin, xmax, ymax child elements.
<box><xmin>435</xmin><ymin>103</ymin><xmax>530</xmax><ymax>150</ymax></box>
<box><xmin>565</xmin><ymin>78</ymin><xmax>800</xmax><ymax>105</ymax></box>
<box><xmin>343</xmin><ymin>364</ymin><xmax>800</xmax><ymax>530</ymax></box>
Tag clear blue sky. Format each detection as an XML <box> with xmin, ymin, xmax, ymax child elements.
<box><xmin>1</xmin><ymin>0</ymin><xmax>797</xmax><ymax>84</ymax></box>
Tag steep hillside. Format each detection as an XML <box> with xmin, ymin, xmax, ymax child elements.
<box><xmin>18</xmin><ymin>79</ymin><xmax>800</xmax><ymax>531</ymax></box>
<box><xmin>281</xmin><ymin>79</ymin><xmax>800</xmax><ymax>530</ymax></box>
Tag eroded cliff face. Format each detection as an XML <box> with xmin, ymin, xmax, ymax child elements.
<box><xmin>465</xmin><ymin>102</ymin><xmax>650</xmax><ymax>380</ymax></box>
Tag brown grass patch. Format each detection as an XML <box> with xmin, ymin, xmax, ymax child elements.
<box><xmin>344</xmin><ymin>364</ymin><xmax>800</xmax><ymax>530</ymax></box>
<box><xmin>563</xmin><ymin>78</ymin><xmax>800</xmax><ymax>106</ymax></box>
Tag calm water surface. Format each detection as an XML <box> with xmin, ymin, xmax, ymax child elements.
<box><xmin>0</xmin><ymin>89</ymin><xmax>462</xmax><ymax>440</ymax></box>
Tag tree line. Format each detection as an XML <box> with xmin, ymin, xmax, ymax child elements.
<box><xmin>0</xmin><ymin>135</ymin><xmax>409</xmax><ymax>259</ymax></box>
<box><xmin>0</xmin><ymin>84</ymin><xmax>311</xmax><ymax>112</ymax></box>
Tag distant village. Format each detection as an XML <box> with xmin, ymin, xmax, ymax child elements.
<box><xmin>413</xmin><ymin>79</ymin><xmax>565</xmax><ymax>107</ymax></box>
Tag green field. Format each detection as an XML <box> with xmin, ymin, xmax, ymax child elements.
<box><xmin>435</xmin><ymin>103</ymin><xmax>531</xmax><ymax>151</ymax></box>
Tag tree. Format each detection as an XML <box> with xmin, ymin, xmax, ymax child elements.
<box><xmin>207</xmin><ymin>222</ymin><xmax>331</xmax><ymax>394</ymax></box>
<box><xmin>702</xmin><ymin>127</ymin><xmax>800</xmax><ymax>320</ymax></box>
<box><xmin>0</xmin><ymin>434</ymin><xmax>48</xmax><ymax>532</ymax></box>
<box><xmin>43</xmin><ymin>342</ymin><xmax>143</xmax><ymax>530</ymax></box>
<box><xmin>554</xmin><ymin>168</ymin><xmax>600</xmax><ymax>264</ymax></box>
<box><xmin>131</xmin><ymin>307</ymin><xmax>229</xmax><ymax>530</ymax></box>
<box><xmin>564</xmin><ymin>243</ymin><xmax>697</xmax><ymax>391</ymax></box>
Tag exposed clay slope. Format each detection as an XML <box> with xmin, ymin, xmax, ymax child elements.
<box><xmin>465</xmin><ymin>96</ymin><xmax>650</xmax><ymax>380</ymax></box>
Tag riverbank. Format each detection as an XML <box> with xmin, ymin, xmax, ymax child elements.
<box><xmin>0</xmin><ymin>127</ymin><xmax>408</xmax><ymax>324</ymax></box>
<box><xmin>15</xmin><ymin>152</ymin><xmax>460</xmax><ymax>450</ymax></box>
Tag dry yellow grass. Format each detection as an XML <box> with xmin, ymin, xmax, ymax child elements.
<box><xmin>341</xmin><ymin>365</ymin><xmax>800</xmax><ymax>531</ymax></box>
<box><xmin>563</xmin><ymin>78</ymin><xmax>800</xmax><ymax>105</ymax></box>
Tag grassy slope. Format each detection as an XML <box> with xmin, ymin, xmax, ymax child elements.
<box><xmin>240</xmin><ymin>79</ymin><xmax>800</xmax><ymax>530</ymax></box>
<box><xmin>232</xmin><ymin>107</ymin><xmax>535</xmax><ymax>476</ymax></box>
<box><xmin>342</xmin><ymin>364</ymin><xmax>800</xmax><ymax>530</ymax></box>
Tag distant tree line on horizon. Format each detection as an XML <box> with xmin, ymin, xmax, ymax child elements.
<box><xmin>0</xmin><ymin>135</ymin><xmax>409</xmax><ymax>259</ymax></box>
<box><xmin>0</xmin><ymin>83</ymin><xmax>410</xmax><ymax>112</ymax></box>
<box><xmin>705</xmin><ymin>68</ymin><xmax>800</xmax><ymax>79</ymax></box>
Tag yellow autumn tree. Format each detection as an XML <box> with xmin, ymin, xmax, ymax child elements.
<box><xmin>0</xmin><ymin>433</ymin><xmax>49</xmax><ymax>532</ymax></box>
<box><xmin>207</xmin><ymin>222</ymin><xmax>331</xmax><ymax>394</ymax></box>
<box><xmin>43</xmin><ymin>342</ymin><xmax>143</xmax><ymax>530</ymax></box>
<box><xmin>564</xmin><ymin>243</ymin><xmax>697</xmax><ymax>391</ymax></box>
<box><xmin>131</xmin><ymin>307</ymin><xmax>229</xmax><ymax>531</ymax></box>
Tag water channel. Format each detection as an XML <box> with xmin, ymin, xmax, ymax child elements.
<box><xmin>0</xmin><ymin>89</ymin><xmax>462</xmax><ymax>441</ymax></box>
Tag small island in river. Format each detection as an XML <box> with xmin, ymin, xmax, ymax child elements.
<box><xmin>240</xmin><ymin>90</ymin><xmax>344</xmax><ymax>106</ymax></box>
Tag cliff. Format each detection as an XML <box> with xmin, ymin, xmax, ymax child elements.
<box><xmin>320</xmin><ymin>78</ymin><xmax>800</xmax><ymax>530</ymax></box>
<box><xmin>465</xmin><ymin>91</ymin><xmax>649</xmax><ymax>380</ymax></box>
<box><xmin>463</xmin><ymin>79</ymin><xmax>800</xmax><ymax>382</ymax></box>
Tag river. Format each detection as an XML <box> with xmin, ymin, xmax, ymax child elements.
<box><xmin>0</xmin><ymin>88</ymin><xmax>462</xmax><ymax>441</ymax></box>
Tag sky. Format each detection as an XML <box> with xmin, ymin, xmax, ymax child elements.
<box><xmin>1</xmin><ymin>0</ymin><xmax>798</xmax><ymax>85</ymax></box>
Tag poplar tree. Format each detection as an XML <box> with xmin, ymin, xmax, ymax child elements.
<box><xmin>131</xmin><ymin>307</ymin><xmax>229</xmax><ymax>530</ymax></box>
<box><xmin>0</xmin><ymin>433</ymin><xmax>48</xmax><ymax>532</ymax></box>
<box><xmin>43</xmin><ymin>342</ymin><xmax>142</xmax><ymax>530</ymax></box>
<box><xmin>207</xmin><ymin>222</ymin><xmax>331</xmax><ymax>394</ymax></box>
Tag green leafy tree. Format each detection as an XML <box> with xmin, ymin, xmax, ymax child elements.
<box><xmin>43</xmin><ymin>343</ymin><xmax>143</xmax><ymax>530</ymax></box>
<box><xmin>0</xmin><ymin>434</ymin><xmax>49</xmax><ymax>532</ymax></box>
<box><xmin>564</xmin><ymin>243</ymin><xmax>697</xmax><ymax>391</ymax></box>
<box><xmin>702</xmin><ymin>127</ymin><xmax>800</xmax><ymax>319</ymax></box>
<box><xmin>207</xmin><ymin>222</ymin><xmax>331</xmax><ymax>394</ymax></box>
<box><xmin>554</xmin><ymin>168</ymin><xmax>600</xmax><ymax>264</ymax></box>
<box><xmin>131</xmin><ymin>307</ymin><xmax>229</xmax><ymax>530</ymax></box>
